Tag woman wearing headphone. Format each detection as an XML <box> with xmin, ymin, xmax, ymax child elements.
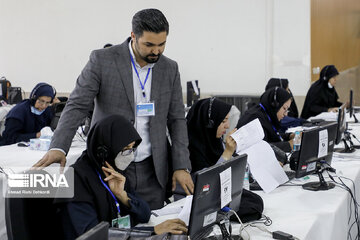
<box><xmin>236</xmin><ymin>87</ymin><xmax>293</xmax><ymax>152</ymax></box>
<box><xmin>0</xmin><ymin>82</ymin><xmax>55</xmax><ymax>146</ymax></box>
<box><xmin>265</xmin><ymin>78</ymin><xmax>306</xmax><ymax>132</ymax></box>
<box><xmin>301</xmin><ymin>65</ymin><xmax>343</xmax><ymax>119</ymax></box>
<box><xmin>186</xmin><ymin>98</ymin><xmax>264</xmax><ymax>223</ymax></box>
<box><xmin>186</xmin><ymin>98</ymin><xmax>236</xmax><ymax>173</ymax></box>
<box><xmin>55</xmin><ymin>115</ymin><xmax>187</xmax><ymax>239</ymax></box>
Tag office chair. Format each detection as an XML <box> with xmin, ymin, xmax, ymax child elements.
<box><xmin>5</xmin><ymin>170</ymin><xmax>63</xmax><ymax>240</ymax></box>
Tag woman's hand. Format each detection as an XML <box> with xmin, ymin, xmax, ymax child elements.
<box><xmin>288</xmin><ymin>138</ymin><xmax>294</xmax><ymax>151</ymax></box>
<box><xmin>222</xmin><ymin>128</ymin><xmax>237</xmax><ymax>160</ymax></box>
<box><xmin>102</xmin><ymin>161</ymin><xmax>130</xmax><ymax>207</ymax></box>
<box><xmin>328</xmin><ymin>107</ymin><xmax>338</xmax><ymax>113</ymax></box>
<box><xmin>154</xmin><ymin>219</ymin><xmax>188</xmax><ymax>235</ymax></box>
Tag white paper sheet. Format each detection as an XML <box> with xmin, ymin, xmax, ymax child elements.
<box><xmin>308</xmin><ymin>112</ymin><xmax>338</xmax><ymax>121</ymax></box>
<box><xmin>318</xmin><ymin>129</ymin><xmax>328</xmax><ymax>158</ymax></box>
<box><xmin>152</xmin><ymin>205</ymin><xmax>183</xmax><ymax>217</ymax></box>
<box><xmin>177</xmin><ymin>195</ymin><xmax>193</xmax><ymax>226</ymax></box>
<box><xmin>219</xmin><ymin>167</ymin><xmax>232</xmax><ymax>208</ymax></box>
<box><xmin>238</xmin><ymin>140</ymin><xmax>289</xmax><ymax>193</ymax></box>
<box><xmin>231</xmin><ymin>118</ymin><xmax>264</xmax><ymax>153</ymax></box>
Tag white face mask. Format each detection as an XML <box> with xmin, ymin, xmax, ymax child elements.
<box><xmin>114</xmin><ymin>151</ymin><xmax>135</xmax><ymax>170</ymax></box>
<box><xmin>328</xmin><ymin>82</ymin><xmax>334</xmax><ymax>89</ymax></box>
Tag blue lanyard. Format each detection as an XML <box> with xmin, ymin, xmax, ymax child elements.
<box><xmin>129</xmin><ymin>53</ymin><xmax>151</xmax><ymax>98</ymax></box>
<box><xmin>96</xmin><ymin>170</ymin><xmax>121</xmax><ymax>218</ymax></box>
<box><xmin>259</xmin><ymin>103</ymin><xmax>283</xmax><ymax>141</ymax></box>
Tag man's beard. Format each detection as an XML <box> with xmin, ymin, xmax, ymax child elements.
<box><xmin>134</xmin><ymin>41</ymin><xmax>161</xmax><ymax>64</ymax></box>
<box><xmin>142</xmin><ymin>53</ymin><xmax>161</xmax><ymax>64</ymax></box>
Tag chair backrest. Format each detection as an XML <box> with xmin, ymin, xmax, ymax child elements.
<box><xmin>5</xmin><ymin>170</ymin><xmax>63</xmax><ymax>240</ymax></box>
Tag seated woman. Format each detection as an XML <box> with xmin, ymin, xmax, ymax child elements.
<box><xmin>0</xmin><ymin>82</ymin><xmax>55</xmax><ymax>146</ymax></box>
<box><xmin>265</xmin><ymin>78</ymin><xmax>305</xmax><ymax>131</ymax></box>
<box><xmin>237</xmin><ymin>87</ymin><xmax>293</xmax><ymax>152</ymax></box>
<box><xmin>186</xmin><ymin>97</ymin><xmax>236</xmax><ymax>172</ymax></box>
<box><xmin>301</xmin><ymin>65</ymin><xmax>343</xmax><ymax>119</ymax></box>
<box><xmin>55</xmin><ymin>115</ymin><xmax>186</xmax><ymax>239</ymax></box>
<box><xmin>186</xmin><ymin>98</ymin><xmax>264</xmax><ymax>223</ymax></box>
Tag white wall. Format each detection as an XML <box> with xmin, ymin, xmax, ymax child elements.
<box><xmin>0</xmin><ymin>0</ymin><xmax>310</xmax><ymax>97</ymax></box>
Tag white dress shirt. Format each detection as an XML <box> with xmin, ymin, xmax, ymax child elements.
<box><xmin>128</xmin><ymin>41</ymin><xmax>155</xmax><ymax>162</ymax></box>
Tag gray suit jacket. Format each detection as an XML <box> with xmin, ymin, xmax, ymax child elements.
<box><xmin>51</xmin><ymin>38</ymin><xmax>191</xmax><ymax>188</ymax></box>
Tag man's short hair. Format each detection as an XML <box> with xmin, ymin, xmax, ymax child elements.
<box><xmin>132</xmin><ymin>8</ymin><xmax>169</xmax><ymax>37</ymax></box>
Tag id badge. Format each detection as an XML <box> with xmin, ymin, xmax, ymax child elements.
<box><xmin>112</xmin><ymin>215</ymin><xmax>131</xmax><ymax>229</ymax></box>
<box><xmin>136</xmin><ymin>102</ymin><xmax>155</xmax><ymax>117</ymax></box>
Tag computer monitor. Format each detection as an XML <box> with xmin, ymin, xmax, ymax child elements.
<box><xmin>292</xmin><ymin>122</ymin><xmax>337</xmax><ymax>191</ymax></box>
<box><xmin>188</xmin><ymin>154</ymin><xmax>247</xmax><ymax>240</ymax></box>
<box><xmin>76</xmin><ymin>221</ymin><xmax>109</xmax><ymax>240</ymax></box>
<box><xmin>186</xmin><ymin>80</ymin><xmax>200</xmax><ymax>107</ymax></box>
<box><xmin>334</xmin><ymin>103</ymin><xmax>355</xmax><ymax>153</ymax></box>
<box><xmin>335</xmin><ymin>103</ymin><xmax>347</xmax><ymax>145</ymax></box>
<box><xmin>349</xmin><ymin>89</ymin><xmax>358</xmax><ymax>123</ymax></box>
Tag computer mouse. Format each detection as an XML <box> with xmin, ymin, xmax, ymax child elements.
<box><xmin>17</xmin><ymin>142</ymin><xmax>29</xmax><ymax>147</ymax></box>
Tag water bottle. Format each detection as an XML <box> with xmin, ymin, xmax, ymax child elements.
<box><xmin>243</xmin><ymin>164</ymin><xmax>250</xmax><ymax>190</ymax></box>
<box><xmin>293</xmin><ymin>131</ymin><xmax>301</xmax><ymax>151</ymax></box>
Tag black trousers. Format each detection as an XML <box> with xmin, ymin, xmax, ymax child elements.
<box><xmin>125</xmin><ymin>156</ymin><xmax>166</xmax><ymax>210</ymax></box>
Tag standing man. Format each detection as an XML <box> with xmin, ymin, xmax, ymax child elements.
<box><xmin>33</xmin><ymin>8</ymin><xmax>193</xmax><ymax>210</ymax></box>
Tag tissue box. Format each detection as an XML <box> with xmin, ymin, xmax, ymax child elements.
<box><xmin>29</xmin><ymin>138</ymin><xmax>51</xmax><ymax>151</ymax></box>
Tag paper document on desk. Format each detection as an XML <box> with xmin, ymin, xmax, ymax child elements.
<box><xmin>308</xmin><ymin>112</ymin><xmax>337</xmax><ymax>121</ymax></box>
<box><xmin>151</xmin><ymin>204</ymin><xmax>183</xmax><ymax>217</ymax></box>
<box><xmin>238</xmin><ymin>141</ymin><xmax>288</xmax><ymax>193</ymax></box>
<box><xmin>231</xmin><ymin>118</ymin><xmax>288</xmax><ymax>193</ymax></box>
<box><xmin>231</xmin><ymin>118</ymin><xmax>264</xmax><ymax>152</ymax></box>
<box><xmin>177</xmin><ymin>195</ymin><xmax>193</xmax><ymax>226</ymax></box>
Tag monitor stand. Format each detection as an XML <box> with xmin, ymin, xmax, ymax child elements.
<box><xmin>334</xmin><ymin>137</ymin><xmax>356</xmax><ymax>153</ymax></box>
<box><xmin>302</xmin><ymin>163</ymin><xmax>335</xmax><ymax>191</ymax></box>
<box><xmin>354</xmin><ymin>114</ymin><xmax>359</xmax><ymax>123</ymax></box>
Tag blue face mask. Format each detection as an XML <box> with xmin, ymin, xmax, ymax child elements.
<box><xmin>31</xmin><ymin>106</ymin><xmax>45</xmax><ymax>115</ymax></box>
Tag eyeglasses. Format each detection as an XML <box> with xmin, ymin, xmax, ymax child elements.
<box><xmin>282</xmin><ymin>106</ymin><xmax>289</xmax><ymax>114</ymax></box>
<box><xmin>120</xmin><ymin>148</ymin><xmax>136</xmax><ymax>156</ymax></box>
<box><xmin>36</xmin><ymin>99</ymin><xmax>51</xmax><ymax>106</ymax></box>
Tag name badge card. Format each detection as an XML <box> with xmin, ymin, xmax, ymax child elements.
<box><xmin>112</xmin><ymin>215</ymin><xmax>131</xmax><ymax>229</ymax></box>
<box><xmin>136</xmin><ymin>102</ymin><xmax>155</xmax><ymax>117</ymax></box>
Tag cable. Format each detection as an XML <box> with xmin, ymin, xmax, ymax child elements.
<box><xmin>323</xmin><ymin>165</ymin><xmax>360</xmax><ymax>240</ymax></box>
<box><xmin>229</xmin><ymin>209</ymin><xmax>251</xmax><ymax>240</ymax></box>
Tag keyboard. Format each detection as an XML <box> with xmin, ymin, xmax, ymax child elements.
<box><xmin>204</xmin><ymin>235</ymin><xmax>242</xmax><ymax>240</ymax></box>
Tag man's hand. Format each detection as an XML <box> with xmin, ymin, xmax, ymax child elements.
<box><xmin>172</xmin><ymin>169</ymin><xmax>194</xmax><ymax>195</ymax></box>
<box><xmin>32</xmin><ymin>149</ymin><xmax>66</xmax><ymax>169</ymax></box>
<box><xmin>154</xmin><ymin>219</ymin><xmax>188</xmax><ymax>235</ymax></box>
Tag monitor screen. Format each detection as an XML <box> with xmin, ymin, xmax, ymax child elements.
<box><xmin>76</xmin><ymin>221</ymin><xmax>109</xmax><ymax>240</ymax></box>
<box><xmin>186</xmin><ymin>80</ymin><xmax>200</xmax><ymax>107</ymax></box>
<box><xmin>188</xmin><ymin>154</ymin><xmax>247</xmax><ymax>240</ymax></box>
<box><xmin>295</xmin><ymin>122</ymin><xmax>337</xmax><ymax>179</ymax></box>
<box><xmin>335</xmin><ymin>103</ymin><xmax>347</xmax><ymax>145</ymax></box>
<box><xmin>0</xmin><ymin>82</ymin><xmax>4</xmax><ymax>100</ymax></box>
<box><xmin>349</xmin><ymin>89</ymin><xmax>353</xmax><ymax>118</ymax></box>
<box><xmin>293</xmin><ymin>122</ymin><xmax>337</xmax><ymax>191</ymax></box>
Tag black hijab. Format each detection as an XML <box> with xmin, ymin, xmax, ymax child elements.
<box><xmin>55</xmin><ymin>115</ymin><xmax>147</xmax><ymax>226</ymax></box>
<box><xmin>265</xmin><ymin>78</ymin><xmax>298</xmax><ymax>118</ymax></box>
<box><xmin>301</xmin><ymin>65</ymin><xmax>342</xmax><ymax>119</ymax></box>
<box><xmin>186</xmin><ymin>98</ymin><xmax>232</xmax><ymax>172</ymax></box>
<box><xmin>86</xmin><ymin>115</ymin><xmax>142</xmax><ymax>176</ymax></box>
<box><xmin>259</xmin><ymin>87</ymin><xmax>292</xmax><ymax>129</ymax></box>
<box><xmin>236</xmin><ymin>87</ymin><xmax>292</xmax><ymax>146</ymax></box>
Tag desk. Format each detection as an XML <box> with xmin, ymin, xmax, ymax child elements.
<box><xmin>146</xmin><ymin>125</ymin><xmax>360</xmax><ymax>240</ymax></box>
<box><xmin>0</xmin><ymin>139</ymin><xmax>86</xmax><ymax>240</ymax></box>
